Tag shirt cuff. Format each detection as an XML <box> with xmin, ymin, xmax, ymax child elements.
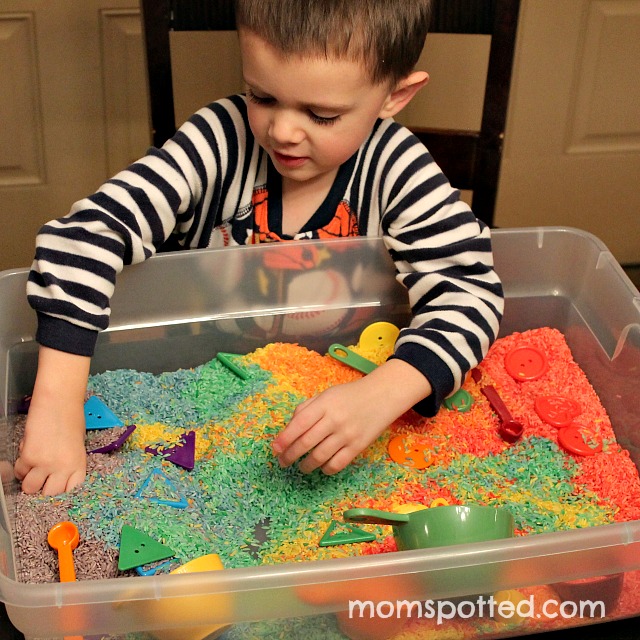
<box><xmin>390</xmin><ymin>342</ymin><xmax>456</xmax><ymax>417</ymax></box>
<box><xmin>36</xmin><ymin>312</ymin><xmax>99</xmax><ymax>357</ymax></box>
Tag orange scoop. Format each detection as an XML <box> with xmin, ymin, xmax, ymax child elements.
<box><xmin>48</xmin><ymin>521</ymin><xmax>79</xmax><ymax>583</ymax></box>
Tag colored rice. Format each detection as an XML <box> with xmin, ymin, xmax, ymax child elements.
<box><xmin>11</xmin><ymin>327</ymin><xmax>640</xmax><ymax>639</ymax></box>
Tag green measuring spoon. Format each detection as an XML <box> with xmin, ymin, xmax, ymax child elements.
<box><xmin>328</xmin><ymin>344</ymin><xmax>378</xmax><ymax>374</ymax></box>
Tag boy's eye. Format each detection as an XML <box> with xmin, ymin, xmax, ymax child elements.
<box><xmin>247</xmin><ymin>89</ymin><xmax>340</xmax><ymax>126</ymax></box>
<box><xmin>246</xmin><ymin>89</ymin><xmax>274</xmax><ymax>105</ymax></box>
<box><xmin>309</xmin><ymin>112</ymin><xmax>341</xmax><ymax>126</ymax></box>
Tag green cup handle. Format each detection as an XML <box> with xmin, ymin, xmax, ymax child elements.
<box><xmin>343</xmin><ymin>508</ymin><xmax>410</xmax><ymax>526</ymax></box>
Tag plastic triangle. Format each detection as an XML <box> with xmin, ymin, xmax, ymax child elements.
<box><xmin>134</xmin><ymin>468</ymin><xmax>189</xmax><ymax>509</ymax></box>
<box><xmin>319</xmin><ymin>520</ymin><xmax>376</xmax><ymax>547</ymax></box>
<box><xmin>145</xmin><ymin>431</ymin><xmax>196</xmax><ymax>470</ymax></box>
<box><xmin>88</xmin><ymin>424</ymin><xmax>137</xmax><ymax>454</ymax></box>
<box><xmin>84</xmin><ymin>395</ymin><xmax>124</xmax><ymax>430</ymax></box>
<box><xmin>118</xmin><ymin>525</ymin><xmax>175</xmax><ymax>571</ymax></box>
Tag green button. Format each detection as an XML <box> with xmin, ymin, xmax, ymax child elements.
<box><xmin>444</xmin><ymin>389</ymin><xmax>474</xmax><ymax>412</ymax></box>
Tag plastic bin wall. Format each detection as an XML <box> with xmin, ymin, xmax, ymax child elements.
<box><xmin>0</xmin><ymin>228</ymin><xmax>639</xmax><ymax>639</ymax></box>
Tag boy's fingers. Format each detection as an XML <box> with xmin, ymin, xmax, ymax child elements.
<box><xmin>321</xmin><ymin>447</ymin><xmax>355</xmax><ymax>475</ymax></box>
<box><xmin>66</xmin><ymin>470</ymin><xmax>86</xmax><ymax>493</ymax></box>
<box><xmin>298</xmin><ymin>434</ymin><xmax>343</xmax><ymax>474</ymax></box>
<box><xmin>18</xmin><ymin>467</ymin><xmax>48</xmax><ymax>495</ymax></box>
<box><xmin>290</xmin><ymin>397</ymin><xmax>314</xmax><ymax>417</ymax></box>
<box><xmin>272</xmin><ymin>400</ymin><xmax>323</xmax><ymax>454</ymax></box>
<box><xmin>278</xmin><ymin>421</ymin><xmax>333</xmax><ymax>468</ymax></box>
<box><xmin>42</xmin><ymin>473</ymin><xmax>69</xmax><ymax>497</ymax></box>
<box><xmin>13</xmin><ymin>456</ymin><xmax>30</xmax><ymax>481</ymax></box>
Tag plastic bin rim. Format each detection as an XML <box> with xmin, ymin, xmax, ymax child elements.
<box><xmin>1</xmin><ymin>519</ymin><xmax>639</xmax><ymax>607</ymax></box>
<box><xmin>0</xmin><ymin>226</ymin><xmax>614</xmax><ymax>278</ymax></box>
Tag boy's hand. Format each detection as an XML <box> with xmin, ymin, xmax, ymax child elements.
<box><xmin>272</xmin><ymin>359</ymin><xmax>432</xmax><ymax>474</ymax></box>
<box><xmin>14</xmin><ymin>347</ymin><xmax>90</xmax><ymax>496</ymax></box>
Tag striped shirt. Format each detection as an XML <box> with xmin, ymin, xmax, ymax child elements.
<box><xmin>27</xmin><ymin>94</ymin><xmax>503</xmax><ymax>415</ymax></box>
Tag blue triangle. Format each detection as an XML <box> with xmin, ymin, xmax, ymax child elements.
<box><xmin>134</xmin><ymin>468</ymin><xmax>188</xmax><ymax>509</ymax></box>
<box><xmin>84</xmin><ymin>396</ymin><xmax>124</xmax><ymax>430</ymax></box>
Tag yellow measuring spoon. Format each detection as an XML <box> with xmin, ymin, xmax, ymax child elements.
<box><xmin>358</xmin><ymin>322</ymin><xmax>400</xmax><ymax>352</ymax></box>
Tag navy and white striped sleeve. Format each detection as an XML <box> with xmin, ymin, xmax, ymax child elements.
<box><xmin>372</xmin><ymin>123</ymin><xmax>504</xmax><ymax>416</ymax></box>
<box><xmin>26</xmin><ymin>96</ymin><xmax>251</xmax><ymax>356</ymax></box>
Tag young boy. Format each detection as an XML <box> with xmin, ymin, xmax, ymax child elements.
<box><xmin>16</xmin><ymin>0</ymin><xmax>503</xmax><ymax>496</ymax></box>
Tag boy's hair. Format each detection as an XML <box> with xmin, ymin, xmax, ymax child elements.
<box><xmin>233</xmin><ymin>0</ymin><xmax>432</xmax><ymax>85</ymax></box>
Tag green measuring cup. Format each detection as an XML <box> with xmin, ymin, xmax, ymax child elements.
<box><xmin>343</xmin><ymin>505</ymin><xmax>514</xmax><ymax>551</ymax></box>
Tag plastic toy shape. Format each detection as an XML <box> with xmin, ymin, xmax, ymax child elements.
<box><xmin>135</xmin><ymin>559</ymin><xmax>174</xmax><ymax>576</ymax></box>
<box><xmin>87</xmin><ymin>424</ymin><xmax>137</xmax><ymax>454</ymax></box>
<box><xmin>344</xmin><ymin>505</ymin><xmax>514</xmax><ymax>552</ymax></box>
<box><xmin>216</xmin><ymin>352</ymin><xmax>249</xmax><ymax>380</ymax></box>
<box><xmin>387</xmin><ymin>434</ymin><xmax>432</xmax><ymax>469</ymax></box>
<box><xmin>481</xmin><ymin>385</ymin><xmax>524</xmax><ymax>443</ymax></box>
<box><xmin>118</xmin><ymin>525</ymin><xmax>175</xmax><ymax>571</ymax></box>
<box><xmin>145</xmin><ymin>431</ymin><xmax>196</xmax><ymax>470</ymax></box>
<box><xmin>504</xmin><ymin>345</ymin><xmax>548</xmax><ymax>381</ymax></box>
<box><xmin>358</xmin><ymin>322</ymin><xmax>400</xmax><ymax>352</ymax></box>
<box><xmin>84</xmin><ymin>395</ymin><xmax>124</xmax><ymax>430</ymax></box>
<box><xmin>319</xmin><ymin>520</ymin><xmax>376</xmax><ymax>547</ymax></box>
<box><xmin>134</xmin><ymin>468</ymin><xmax>189</xmax><ymax>509</ymax></box>
<box><xmin>327</xmin><ymin>344</ymin><xmax>377</xmax><ymax>374</ymax></box>
<box><xmin>47</xmin><ymin>521</ymin><xmax>79</xmax><ymax>582</ymax></box>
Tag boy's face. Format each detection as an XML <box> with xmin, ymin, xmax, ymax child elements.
<box><xmin>239</xmin><ymin>29</ymin><xmax>394</xmax><ymax>189</ymax></box>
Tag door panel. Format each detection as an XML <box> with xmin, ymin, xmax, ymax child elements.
<box><xmin>0</xmin><ymin>1</ymin><xmax>149</xmax><ymax>271</ymax></box>
<box><xmin>495</xmin><ymin>0</ymin><xmax>640</xmax><ymax>264</ymax></box>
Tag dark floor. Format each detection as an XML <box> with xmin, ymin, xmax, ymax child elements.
<box><xmin>1</xmin><ymin>604</ymin><xmax>639</xmax><ymax>640</ymax></box>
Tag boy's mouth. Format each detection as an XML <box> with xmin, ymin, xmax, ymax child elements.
<box><xmin>272</xmin><ymin>151</ymin><xmax>308</xmax><ymax>168</ymax></box>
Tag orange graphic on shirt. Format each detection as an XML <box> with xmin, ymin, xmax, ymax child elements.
<box><xmin>251</xmin><ymin>187</ymin><xmax>358</xmax><ymax>243</ymax></box>
<box><xmin>317</xmin><ymin>200</ymin><xmax>359</xmax><ymax>238</ymax></box>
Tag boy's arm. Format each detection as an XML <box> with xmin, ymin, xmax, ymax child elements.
<box><xmin>272</xmin><ymin>359</ymin><xmax>431</xmax><ymax>474</ymax></box>
<box><xmin>274</xmin><ymin>124</ymin><xmax>504</xmax><ymax>473</ymax></box>
<box><xmin>14</xmin><ymin>346</ymin><xmax>90</xmax><ymax>495</ymax></box>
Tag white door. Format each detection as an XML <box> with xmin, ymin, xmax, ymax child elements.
<box><xmin>0</xmin><ymin>0</ymin><xmax>149</xmax><ymax>271</ymax></box>
<box><xmin>495</xmin><ymin>0</ymin><xmax>640</xmax><ymax>265</ymax></box>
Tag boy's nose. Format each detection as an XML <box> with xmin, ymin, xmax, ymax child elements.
<box><xmin>268</xmin><ymin>110</ymin><xmax>305</xmax><ymax>145</ymax></box>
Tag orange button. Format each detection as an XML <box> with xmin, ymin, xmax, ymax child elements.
<box><xmin>558</xmin><ymin>425</ymin><xmax>602</xmax><ymax>456</ymax></box>
<box><xmin>388</xmin><ymin>435</ymin><xmax>432</xmax><ymax>469</ymax></box>
<box><xmin>535</xmin><ymin>395</ymin><xmax>581</xmax><ymax>428</ymax></box>
<box><xmin>504</xmin><ymin>345</ymin><xmax>548</xmax><ymax>381</ymax></box>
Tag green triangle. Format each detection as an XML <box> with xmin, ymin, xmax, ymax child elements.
<box><xmin>319</xmin><ymin>520</ymin><xmax>376</xmax><ymax>547</ymax></box>
<box><xmin>118</xmin><ymin>525</ymin><xmax>175</xmax><ymax>571</ymax></box>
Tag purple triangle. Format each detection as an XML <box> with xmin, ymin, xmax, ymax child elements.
<box><xmin>145</xmin><ymin>431</ymin><xmax>195</xmax><ymax>470</ymax></box>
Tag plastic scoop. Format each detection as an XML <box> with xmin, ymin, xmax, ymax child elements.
<box><xmin>481</xmin><ymin>385</ymin><xmax>524</xmax><ymax>443</ymax></box>
<box><xmin>328</xmin><ymin>344</ymin><xmax>377</xmax><ymax>374</ymax></box>
<box><xmin>48</xmin><ymin>521</ymin><xmax>79</xmax><ymax>583</ymax></box>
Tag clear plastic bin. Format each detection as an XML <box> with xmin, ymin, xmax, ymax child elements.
<box><xmin>1</xmin><ymin>227</ymin><xmax>639</xmax><ymax>639</ymax></box>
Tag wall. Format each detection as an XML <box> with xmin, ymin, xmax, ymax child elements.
<box><xmin>1</xmin><ymin>0</ymin><xmax>638</xmax><ymax>271</ymax></box>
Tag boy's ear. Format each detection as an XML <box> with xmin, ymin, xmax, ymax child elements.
<box><xmin>379</xmin><ymin>71</ymin><xmax>430</xmax><ymax>119</ymax></box>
